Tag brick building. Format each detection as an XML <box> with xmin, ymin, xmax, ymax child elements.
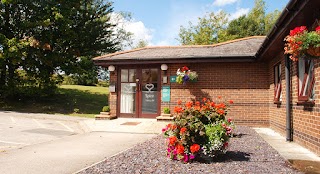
<box><xmin>94</xmin><ymin>0</ymin><xmax>320</xmax><ymax>155</ymax></box>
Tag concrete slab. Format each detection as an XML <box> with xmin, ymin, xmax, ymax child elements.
<box><xmin>82</xmin><ymin>118</ymin><xmax>171</xmax><ymax>134</ymax></box>
<box><xmin>0</xmin><ymin>132</ymin><xmax>156</xmax><ymax>174</ymax></box>
<box><xmin>254</xmin><ymin>128</ymin><xmax>320</xmax><ymax>162</ymax></box>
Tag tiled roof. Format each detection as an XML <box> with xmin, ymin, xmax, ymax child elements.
<box><xmin>93</xmin><ymin>36</ymin><xmax>265</xmax><ymax>62</ymax></box>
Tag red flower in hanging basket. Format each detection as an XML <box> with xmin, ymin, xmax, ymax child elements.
<box><xmin>284</xmin><ymin>26</ymin><xmax>320</xmax><ymax>61</ymax></box>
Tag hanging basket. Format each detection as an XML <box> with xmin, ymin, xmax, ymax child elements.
<box><xmin>306</xmin><ymin>47</ymin><xmax>320</xmax><ymax>57</ymax></box>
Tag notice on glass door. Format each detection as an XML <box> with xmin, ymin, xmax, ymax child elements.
<box><xmin>162</xmin><ymin>86</ymin><xmax>170</xmax><ymax>102</ymax></box>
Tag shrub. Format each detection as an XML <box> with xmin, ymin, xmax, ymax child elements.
<box><xmin>162</xmin><ymin>97</ymin><xmax>235</xmax><ymax>163</ymax></box>
<box><xmin>163</xmin><ymin>107</ymin><xmax>171</xmax><ymax>114</ymax></box>
<box><xmin>102</xmin><ymin>106</ymin><xmax>110</xmax><ymax>112</ymax></box>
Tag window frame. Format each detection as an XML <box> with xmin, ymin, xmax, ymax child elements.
<box><xmin>297</xmin><ymin>58</ymin><xmax>315</xmax><ymax>102</ymax></box>
<box><xmin>274</xmin><ymin>63</ymin><xmax>282</xmax><ymax>103</ymax></box>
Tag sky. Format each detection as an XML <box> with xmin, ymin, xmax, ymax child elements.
<box><xmin>112</xmin><ymin>0</ymin><xmax>290</xmax><ymax>47</ymax></box>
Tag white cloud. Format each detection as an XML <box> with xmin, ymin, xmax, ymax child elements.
<box><xmin>110</xmin><ymin>13</ymin><xmax>154</xmax><ymax>49</ymax></box>
<box><xmin>213</xmin><ymin>0</ymin><xmax>239</xmax><ymax>7</ymax></box>
<box><xmin>229</xmin><ymin>8</ymin><xmax>250</xmax><ymax>20</ymax></box>
<box><xmin>124</xmin><ymin>21</ymin><xmax>154</xmax><ymax>45</ymax></box>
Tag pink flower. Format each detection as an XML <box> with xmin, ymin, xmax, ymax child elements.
<box><xmin>183</xmin><ymin>154</ymin><xmax>189</xmax><ymax>162</ymax></box>
<box><xmin>227</xmin><ymin>118</ymin><xmax>232</xmax><ymax>123</ymax></box>
<box><xmin>189</xmin><ymin>154</ymin><xmax>195</xmax><ymax>160</ymax></box>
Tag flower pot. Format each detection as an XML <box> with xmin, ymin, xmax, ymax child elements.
<box><xmin>161</xmin><ymin>113</ymin><xmax>172</xmax><ymax>117</ymax></box>
<box><xmin>306</xmin><ymin>47</ymin><xmax>320</xmax><ymax>57</ymax></box>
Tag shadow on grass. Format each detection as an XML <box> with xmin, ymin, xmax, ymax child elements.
<box><xmin>0</xmin><ymin>88</ymin><xmax>108</xmax><ymax>116</ymax></box>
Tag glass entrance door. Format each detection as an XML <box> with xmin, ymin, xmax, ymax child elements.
<box><xmin>119</xmin><ymin>67</ymin><xmax>160</xmax><ymax>118</ymax></box>
<box><xmin>140</xmin><ymin>68</ymin><xmax>159</xmax><ymax>117</ymax></box>
<box><xmin>120</xmin><ymin>69</ymin><xmax>137</xmax><ymax>116</ymax></box>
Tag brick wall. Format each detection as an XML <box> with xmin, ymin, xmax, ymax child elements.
<box><xmin>161</xmin><ymin>62</ymin><xmax>270</xmax><ymax>127</ymax></box>
<box><xmin>109</xmin><ymin>70</ymin><xmax>117</xmax><ymax>116</ymax></box>
<box><xmin>268</xmin><ymin>53</ymin><xmax>320</xmax><ymax>155</ymax></box>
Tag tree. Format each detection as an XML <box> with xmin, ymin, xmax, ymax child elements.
<box><xmin>226</xmin><ymin>0</ymin><xmax>281</xmax><ymax>39</ymax></box>
<box><xmin>0</xmin><ymin>0</ymin><xmax>121</xmax><ymax>95</ymax></box>
<box><xmin>177</xmin><ymin>0</ymin><xmax>281</xmax><ymax>45</ymax></box>
<box><xmin>177</xmin><ymin>11</ymin><xmax>229</xmax><ymax>45</ymax></box>
<box><xmin>133</xmin><ymin>40</ymin><xmax>148</xmax><ymax>49</ymax></box>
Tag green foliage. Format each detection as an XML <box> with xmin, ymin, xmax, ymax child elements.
<box><xmin>0</xmin><ymin>0</ymin><xmax>128</xmax><ymax>96</ymax></box>
<box><xmin>163</xmin><ymin>107</ymin><xmax>170</xmax><ymax>114</ymax></box>
<box><xmin>177</xmin><ymin>0</ymin><xmax>281</xmax><ymax>45</ymax></box>
<box><xmin>102</xmin><ymin>105</ymin><xmax>110</xmax><ymax>112</ymax></box>
<box><xmin>133</xmin><ymin>40</ymin><xmax>148</xmax><ymax>49</ymax></box>
<box><xmin>97</xmin><ymin>80</ymin><xmax>109</xmax><ymax>87</ymax></box>
<box><xmin>0</xmin><ymin>85</ymin><xmax>109</xmax><ymax>118</ymax></box>
<box><xmin>177</xmin><ymin>11</ymin><xmax>229</xmax><ymax>45</ymax></box>
<box><xmin>163</xmin><ymin>98</ymin><xmax>235</xmax><ymax>162</ymax></box>
<box><xmin>226</xmin><ymin>0</ymin><xmax>281</xmax><ymax>39</ymax></box>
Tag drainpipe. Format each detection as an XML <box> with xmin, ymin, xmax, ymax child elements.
<box><xmin>285</xmin><ymin>54</ymin><xmax>292</xmax><ymax>141</ymax></box>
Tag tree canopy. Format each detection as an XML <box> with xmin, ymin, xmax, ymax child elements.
<box><xmin>0</xmin><ymin>0</ymin><xmax>123</xmax><ymax>95</ymax></box>
<box><xmin>177</xmin><ymin>0</ymin><xmax>281</xmax><ymax>45</ymax></box>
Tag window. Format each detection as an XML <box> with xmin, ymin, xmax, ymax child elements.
<box><xmin>298</xmin><ymin>59</ymin><xmax>315</xmax><ymax>101</ymax></box>
<box><xmin>274</xmin><ymin>63</ymin><xmax>282</xmax><ymax>102</ymax></box>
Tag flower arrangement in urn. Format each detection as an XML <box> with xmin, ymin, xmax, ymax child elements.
<box><xmin>284</xmin><ymin>26</ymin><xmax>320</xmax><ymax>61</ymax></box>
<box><xmin>162</xmin><ymin>97</ymin><xmax>235</xmax><ymax>163</ymax></box>
<box><xmin>176</xmin><ymin>66</ymin><xmax>198</xmax><ymax>84</ymax></box>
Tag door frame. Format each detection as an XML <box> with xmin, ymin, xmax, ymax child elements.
<box><xmin>117</xmin><ymin>65</ymin><xmax>161</xmax><ymax>118</ymax></box>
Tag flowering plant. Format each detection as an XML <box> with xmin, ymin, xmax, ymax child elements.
<box><xmin>284</xmin><ymin>26</ymin><xmax>320</xmax><ymax>61</ymax></box>
<box><xmin>176</xmin><ymin>66</ymin><xmax>198</xmax><ymax>84</ymax></box>
<box><xmin>162</xmin><ymin>97</ymin><xmax>235</xmax><ymax>163</ymax></box>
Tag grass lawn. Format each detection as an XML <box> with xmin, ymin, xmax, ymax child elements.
<box><xmin>0</xmin><ymin>85</ymin><xmax>109</xmax><ymax>118</ymax></box>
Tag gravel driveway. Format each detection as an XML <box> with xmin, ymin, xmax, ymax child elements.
<box><xmin>79</xmin><ymin>126</ymin><xmax>302</xmax><ymax>174</ymax></box>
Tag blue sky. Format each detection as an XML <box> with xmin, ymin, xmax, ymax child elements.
<box><xmin>112</xmin><ymin>0</ymin><xmax>289</xmax><ymax>46</ymax></box>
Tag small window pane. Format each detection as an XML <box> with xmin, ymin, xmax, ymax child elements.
<box><xmin>121</xmin><ymin>69</ymin><xmax>128</xmax><ymax>82</ymax></box>
<box><xmin>298</xmin><ymin>60</ymin><xmax>305</xmax><ymax>94</ymax></box>
<box><xmin>129</xmin><ymin>69</ymin><xmax>136</xmax><ymax>82</ymax></box>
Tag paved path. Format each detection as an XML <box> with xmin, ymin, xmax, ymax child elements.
<box><xmin>0</xmin><ymin>111</ymin><xmax>85</xmax><ymax>151</ymax></box>
<box><xmin>0</xmin><ymin>132</ymin><xmax>156</xmax><ymax>174</ymax></box>
<box><xmin>0</xmin><ymin>112</ymin><xmax>164</xmax><ymax>174</ymax></box>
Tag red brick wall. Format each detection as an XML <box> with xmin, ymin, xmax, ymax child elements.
<box><xmin>268</xmin><ymin>53</ymin><xmax>320</xmax><ymax>155</ymax></box>
<box><xmin>161</xmin><ymin>62</ymin><xmax>270</xmax><ymax>127</ymax></box>
<box><xmin>109</xmin><ymin>70</ymin><xmax>117</xmax><ymax>116</ymax></box>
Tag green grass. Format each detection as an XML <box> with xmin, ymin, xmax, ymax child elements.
<box><xmin>0</xmin><ymin>85</ymin><xmax>109</xmax><ymax>118</ymax></box>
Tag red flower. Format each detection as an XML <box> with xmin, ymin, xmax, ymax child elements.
<box><xmin>169</xmin><ymin>136</ymin><xmax>177</xmax><ymax>146</ymax></box>
<box><xmin>195</xmin><ymin>101</ymin><xmax>200</xmax><ymax>106</ymax></box>
<box><xmin>229</xmin><ymin>100</ymin><xmax>234</xmax><ymax>104</ymax></box>
<box><xmin>227</xmin><ymin>118</ymin><xmax>232</xmax><ymax>123</ymax></box>
<box><xmin>176</xmin><ymin>144</ymin><xmax>185</xmax><ymax>154</ymax></box>
<box><xmin>210</xmin><ymin>102</ymin><xmax>215</xmax><ymax>107</ymax></box>
<box><xmin>185</xmin><ymin>101</ymin><xmax>193</xmax><ymax>108</ymax></box>
<box><xmin>202</xmin><ymin>98</ymin><xmax>207</xmax><ymax>102</ymax></box>
<box><xmin>181</xmin><ymin>66</ymin><xmax>189</xmax><ymax>72</ymax></box>
<box><xmin>218</xmin><ymin>96</ymin><xmax>222</xmax><ymax>99</ymax></box>
<box><xmin>217</xmin><ymin>109</ymin><xmax>225</xmax><ymax>115</ymax></box>
<box><xmin>180</xmin><ymin>127</ymin><xmax>187</xmax><ymax>134</ymax></box>
<box><xmin>177</xmin><ymin>99</ymin><xmax>182</xmax><ymax>105</ymax></box>
<box><xmin>174</xmin><ymin>106</ymin><xmax>183</xmax><ymax>113</ymax></box>
<box><xmin>223</xmin><ymin>142</ymin><xmax>228</xmax><ymax>148</ymax></box>
<box><xmin>316</xmin><ymin>26</ymin><xmax>320</xmax><ymax>32</ymax></box>
<box><xmin>290</xmin><ymin>26</ymin><xmax>307</xmax><ymax>36</ymax></box>
<box><xmin>190</xmin><ymin>144</ymin><xmax>200</xmax><ymax>153</ymax></box>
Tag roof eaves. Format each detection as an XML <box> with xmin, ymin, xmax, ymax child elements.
<box><xmin>255</xmin><ymin>0</ymin><xmax>307</xmax><ymax>60</ymax></box>
<box><xmin>93</xmin><ymin>36</ymin><xmax>266</xmax><ymax>61</ymax></box>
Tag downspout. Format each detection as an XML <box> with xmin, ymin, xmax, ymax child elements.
<box><xmin>285</xmin><ymin>54</ymin><xmax>292</xmax><ymax>141</ymax></box>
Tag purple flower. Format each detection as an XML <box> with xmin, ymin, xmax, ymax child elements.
<box><xmin>183</xmin><ymin>75</ymin><xmax>189</xmax><ymax>82</ymax></box>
